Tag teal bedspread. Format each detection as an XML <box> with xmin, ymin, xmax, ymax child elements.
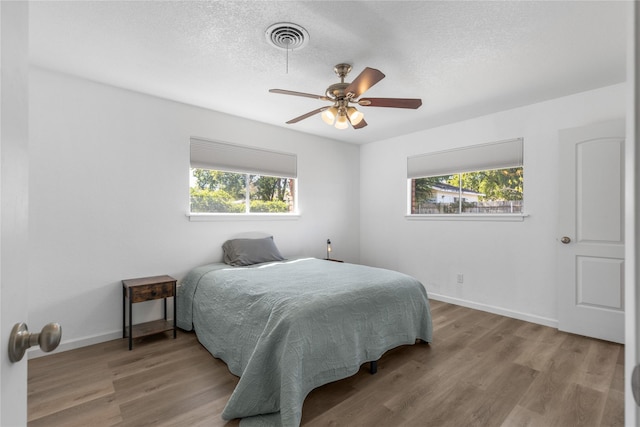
<box><xmin>177</xmin><ymin>258</ymin><xmax>432</xmax><ymax>426</ymax></box>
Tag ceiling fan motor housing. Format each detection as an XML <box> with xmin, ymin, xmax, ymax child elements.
<box><xmin>326</xmin><ymin>83</ymin><xmax>350</xmax><ymax>100</ymax></box>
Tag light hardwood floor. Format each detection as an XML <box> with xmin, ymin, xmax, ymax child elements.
<box><xmin>28</xmin><ymin>300</ymin><xmax>624</xmax><ymax>426</ymax></box>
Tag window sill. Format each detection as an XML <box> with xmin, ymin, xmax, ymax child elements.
<box><xmin>405</xmin><ymin>213</ymin><xmax>528</xmax><ymax>222</ymax></box>
<box><xmin>188</xmin><ymin>213</ymin><xmax>301</xmax><ymax>222</ymax></box>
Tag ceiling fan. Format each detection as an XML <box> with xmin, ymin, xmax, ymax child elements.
<box><xmin>269</xmin><ymin>63</ymin><xmax>422</xmax><ymax>130</ymax></box>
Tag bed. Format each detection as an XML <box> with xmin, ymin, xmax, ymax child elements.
<box><xmin>177</xmin><ymin>237</ymin><xmax>432</xmax><ymax>427</ymax></box>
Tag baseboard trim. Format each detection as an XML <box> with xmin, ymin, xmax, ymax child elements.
<box><xmin>428</xmin><ymin>293</ymin><xmax>558</xmax><ymax>329</ymax></box>
<box><xmin>28</xmin><ymin>330</ymin><xmax>122</xmax><ymax>359</ymax></box>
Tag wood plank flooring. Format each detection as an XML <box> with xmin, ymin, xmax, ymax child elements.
<box><xmin>28</xmin><ymin>300</ymin><xmax>624</xmax><ymax>426</ymax></box>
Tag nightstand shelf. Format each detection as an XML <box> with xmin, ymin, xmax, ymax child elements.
<box><xmin>125</xmin><ymin>319</ymin><xmax>174</xmax><ymax>340</ymax></box>
<box><xmin>122</xmin><ymin>275</ymin><xmax>176</xmax><ymax>350</ymax></box>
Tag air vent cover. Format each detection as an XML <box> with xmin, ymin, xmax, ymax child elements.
<box><xmin>265</xmin><ymin>22</ymin><xmax>309</xmax><ymax>50</ymax></box>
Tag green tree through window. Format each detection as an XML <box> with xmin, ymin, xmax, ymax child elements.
<box><xmin>190</xmin><ymin>169</ymin><xmax>295</xmax><ymax>214</ymax></box>
<box><xmin>411</xmin><ymin>167</ymin><xmax>523</xmax><ymax>214</ymax></box>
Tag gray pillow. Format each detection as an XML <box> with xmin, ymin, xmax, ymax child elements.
<box><xmin>222</xmin><ymin>236</ymin><xmax>285</xmax><ymax>266</ymax></box>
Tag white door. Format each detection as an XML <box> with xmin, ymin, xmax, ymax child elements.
<box><xmin>557</xmin><ymin>120</ymin><xmax>625</xmax><ymax>344</ymax></box>
<box><xmin>0</xmin><ymin>2</ymin><xmax>30</xmax><ymax>425</ymax></box>
<box><xmin>627</xmin><ymin>1</ymin><xmax>639</xmax><ymax>423</ymax></box>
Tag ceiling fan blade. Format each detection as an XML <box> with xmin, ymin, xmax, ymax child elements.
<box><xmin>358</xmin><ymin>97</ymin><xmax>422</xmax><ymax>109</ymax></box>
<box><xmin>269</xmin><ymin>89</ymin><xmax>330</xmax><ymax>101</ymax></box>
<box><xmin>351</xmin><ymin>118</ymin><xmax>368</xmax><ymax>129</ymax></box>
<box><xmin>344</xmin><ymin>67</ymin><xmax>386</xmax><ymax>98</ymax></box>
<box><xmin>285</xmin><ymin>107</ymin><xmax>328</xmax><ymax>124</ymax></box>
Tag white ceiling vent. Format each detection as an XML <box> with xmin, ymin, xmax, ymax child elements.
<box><xmin>265</xmin><ymin>23</ymin><xmax>309</xmax><ymax>51</ymax></box>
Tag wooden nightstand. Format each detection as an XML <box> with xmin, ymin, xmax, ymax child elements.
<box><xmin>122</xmin><ymin>275</ymin><xmax>176</xmax><ymax>350</ymax></box>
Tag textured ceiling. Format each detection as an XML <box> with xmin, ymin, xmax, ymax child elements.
<box><xmin>29</xmin><ymin>1</ymin><xmax>627</xmax><ymax>144</ymax></box>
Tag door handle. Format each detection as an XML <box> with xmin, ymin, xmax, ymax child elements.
<box><xmin>561</xmin><ymin>236</ymin><xmax>571</xmax><ymax>244</ymax></box>
<box><xmin>8</xmin><ymin>322</ymin><xmax>61</xmax><ymax>362</ymax></box>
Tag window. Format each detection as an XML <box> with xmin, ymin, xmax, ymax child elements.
<box><xmin>189</xmin><ymin>138</ymin><xmax>297</xmax><ymax>214</ymax></box>
<box><xmin>407</xmin><ymin>138</ymin><xmax>523</xmax><ymax>216</ymax></box>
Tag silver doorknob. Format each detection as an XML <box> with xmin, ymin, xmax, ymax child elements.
<box><xmin>8</xmin><ymin>322</ymin><xmax>61</xmax><ymax>362</ymax></box>
<box><xmin>561</xmin><ymin>236</ymin><xmax>571</xmax><ymax>244</ymax></box>
<box><xmin>633</xmin><ymin>364</ymin><xmax>640</xmax><ymax>406</ymax></box>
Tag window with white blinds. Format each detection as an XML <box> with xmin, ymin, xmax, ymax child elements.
<box><xmin>407</xmin><ymin>138</ymin><xmax>524</xmax><ymax>216</ymax></box>
<box><xmin>189</xmin><ymin>138</ymin><xmax>297</xmax><ymax>215</ymax></box>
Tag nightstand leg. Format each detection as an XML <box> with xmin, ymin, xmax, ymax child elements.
<box><xmin>128</xmin><ymin>295</ymin><xmax>133</xmax><ymax>351</ymax></box>
<box><xmin>122</xmin><ymin>287</ymin><xmax>126</xmax><ymax>339</ymax></box>
<box><xmin>173</xmin><ymin>283</ymin><xmax>177</xmax><ymax>339</ymax></box>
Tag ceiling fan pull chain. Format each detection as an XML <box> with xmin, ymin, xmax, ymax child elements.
<box><xmin>284</xmin><ymin>24</ymin><xmax>291</xmax><ymax>74</ymax></box>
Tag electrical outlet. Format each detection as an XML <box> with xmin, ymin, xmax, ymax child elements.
<box><xmin>457</xmin><ymin>274</ymin><xmax>464</xmax><ymax>284</ymax></box>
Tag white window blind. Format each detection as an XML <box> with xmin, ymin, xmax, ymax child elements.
<box><xmin>190</xmin><ymin>137</ymin><xmax>297</xmax><ymax>178</ymax></box>
<box><xmin>407</xmin><ymin>138</ymin><xmax>523</xmax><ymax>178</ymax></box>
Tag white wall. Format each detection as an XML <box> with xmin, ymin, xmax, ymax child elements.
<box><xmin>360</xmin><ymin>83</ymin><xmax>626</xmax><ymax>326</ymax></box>
<box><xmin>28</xmin><ymin>68</ymin><xmax>360</xmax><ymax>352</ymax></box>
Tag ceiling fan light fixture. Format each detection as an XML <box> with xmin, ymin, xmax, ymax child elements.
<box><xmin>335</xmin><ymin>113</ymin><xmax>349</xmax><ymax>130</ymax></box>
<box><xmin>321</xmin><ymin>106</ymin><xmax>338</xmax><ymax>125</ymax></box>
<box><xmin>347</xmin><ymin>107</ymin><xmax>364</xmax><ymax>126</ymax></box>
